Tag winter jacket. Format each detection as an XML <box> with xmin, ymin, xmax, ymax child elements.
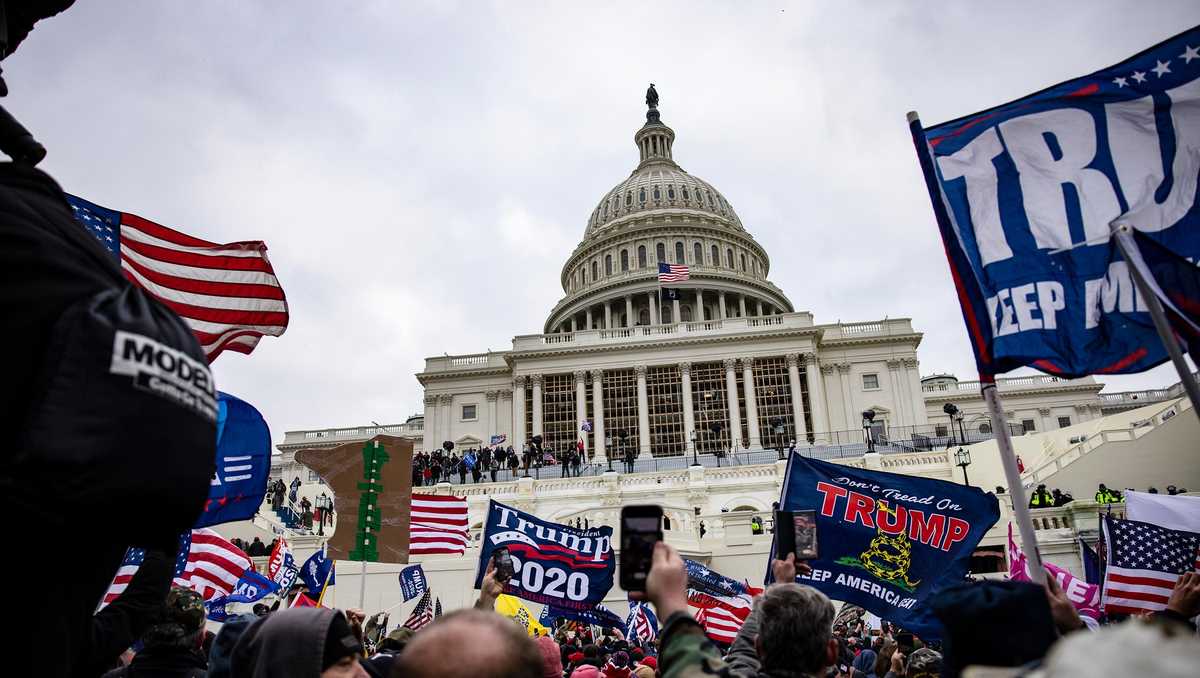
<box><xmin>100</xmin><ymin>646</ymin><xmax>208</xmax><ymax>678</ymax></box>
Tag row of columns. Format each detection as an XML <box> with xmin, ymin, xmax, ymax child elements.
<box><xmin>511</xmin><ymin>352</ymin><xmax>831</xmax><ymax>463</ymax></box>
<box><xmin>557</xmin><ymin>288</ymin><xmax>783</xmax><ymax>334</ymax></box>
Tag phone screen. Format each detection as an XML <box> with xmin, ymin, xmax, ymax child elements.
<box><xmin>620</xmin><ymin>506</ymin><xmax>663</xmax><ymax>591</ymax></box>
<box><xmin>792</xmin><ymin>510</ymin><xmax>818</xmax><ymax>560</ymax></box>
<box><xmin>493</xmin><ymin>546</ymin><xmax>515</xmax><ymax>583</ymax></box>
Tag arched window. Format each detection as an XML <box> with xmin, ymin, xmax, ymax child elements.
<box><xmin>726</xmin><ymin>249</ymin><xmax>734</xmax><ymax>268</ymax></box>
<box><xmin>638</xmin><ymin>188</ymin><xmax>646</xmax><ymax>204</ymax></box>
<box><xmin>681</xmin><ymin>305</ymin><xmax>693</xmax><ymax>322</ymax></box>
<box><xmin>711</xmin><ymin>244</ymin><xmax>719</xmax><ymax>264</ymax></box>
<box><xmin>581</xmin><ymin>267</ymin><xmax>587</xmax><ymax>284</ymax></box>
<box><xmin>741</xmin><ymin>253</ymin><xmax>747</xmax><ymax>271</ymax></box>
<box><xmin>682</xmin><ymin>186</ymin><xmax>690</xmax><ymax>201</ymax></box>
<box><xmin>751</xmin><ymin>259</ymin><xmax>757</xmax><ymax>276</ymax></box>
<box><xmin>694</xmin><ymin>242</ymin><xmax>703</xmax><ymax>263</ymax></box>
<box><xmin>656</xmin><ymin>243</ymin><xmax>666</xmax><ymax>263</ymax></box>
<box><xmin>708</xmin><ymin>191</ymin><xmax>716</xmax><ymax>207</ymax></box>
<box><xmin>626</xmin><ymin>192</ymin><xmax>633</xmax><ymax>206</ymax></box>
<box><xmin>668</xmin><ymin>186</ymin><xmax>676</xmax><ymax>200</ymax></box>
<box><xmin>620</xmin><ymin>249</ymin><xmax>629</xmax><ymax>271</ymax></box>
<box><xmin>638</xmin><ymin>309</ymin><xmax>650</xmax><ymax>325</ymax></box>
<box><xmin>675</xmin><ymin>241</ymin><xmax>685</xmax><ymax>263</ymax></box>
<box><xmin>638</xmin><ymin>245</ymin><xmax>647</xmax><ymax>268</ymax></box>
<box><xmin>592</xmin><ymin>261</ymin><xmax>598</xmax><ymax>280</ymax></box>
<box><xmin>663</xmin><ymin>306</ymin><xmax>673</xmax><ymax>323</ymax></box>
<box><xmin>653</xmin><ymin>186</ymin><xmax>661</xmax><ymax>201</ymax></box>
<box><xmin>605</xmin><ymin>255</ymin><xmax>613</xmax><ymax>276</ymax></box>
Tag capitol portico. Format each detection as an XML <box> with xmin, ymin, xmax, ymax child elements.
<box><xmin>419</xmin><ymin>93</ymin><xmax>931</xmax><ymax>462</ymax></box>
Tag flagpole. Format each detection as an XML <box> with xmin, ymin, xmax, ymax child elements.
<box><xmin>1112</xmin><ymin>225</ymin><xmax>1200</xmax><ymax>419</ymax></box>
<box><xmin>982</xmin><ymin>382</ymin><xmax>1045</xmax><ymax>583</ymax></box>
<box><xmin>359</xmin><ymin>559</ymin><xmax>368</xmax><ymax>611</ymax></box>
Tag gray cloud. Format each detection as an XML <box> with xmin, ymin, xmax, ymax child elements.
<box><xmin>8</xmin><ymin>1</ymin><xmax>1198</xmax><ymax>435</ymax></box>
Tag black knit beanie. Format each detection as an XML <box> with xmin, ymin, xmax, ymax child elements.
<box><xmin>322</xmin><ymin>612</ymin><xmax>362</xmax><ymax>670</ymax></box>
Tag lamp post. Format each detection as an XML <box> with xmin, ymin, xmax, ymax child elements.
<box><xmin>862</xmin><ymin>410</ymin><xmax>876</xmax><ymax>453</ymax></box>
<box><xmin>955</xmin><ymin>447</ymin><xmax>972</xmax><ymax>486</ymax></box>
<box><xmin>604</xmin><ymin>431</ymin><xmax>614</xmax><ymax>473</ymax></box>
<box><xmin>942</xmin><ymin>403</ymin><xmax>959</xmax><ymax>445</ymax></box>
<box><xmin>689</xmin><ymin>430</ymin><xmax>699</xmax><ymax>467</ymax></box>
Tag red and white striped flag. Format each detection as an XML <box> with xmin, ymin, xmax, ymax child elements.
<box><xmin>402</xmin><ymin>590</ymin><xmax>435</xmax><ymax>630</ymax></box>
<box><xmin>657</xmin><ymin>262</ymin><xmax>690</xmax><ymax>283</ymax></box>
<box><xmin>694</xmin><ymin>605</ymin><xmax>743</xmax><ymax>644</ymax></box>
<box><xmin>68</xmin><ymin>195</ymin><xmax>289</xmax><ymax>362</ymax></box>
<box><xmin>174</xmin><ymin>528</ymin><xmax>254</xmax><ymax>600</ymax></box>
<box><xmin>410</xmin><ymin>494</ymin><xmax>470</xmax><ymax>556</ymax></box>
<box><xmin>1101</xmin><ymin>515</ymin><xmax>1200</xmax><ymax>616</ymax></box>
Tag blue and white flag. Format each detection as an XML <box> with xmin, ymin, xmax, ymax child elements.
<box><xmin>300</xmin><ymin>546</ymin><xmax>335</xmax><ymax>596</ymax></box>
<box><xmin>195</xmin><ymin>392</ymin><xmax>272</xmax><ymax>528</ymax></box>
<box><xmin>225</xmin><ymin>571</ymin><xmax>280</xmax><ymax>604</ymax></box>
<box><xmin>399</xmin><ymin>564</ymin><xmax>428</xmax><ymax>602</ymax></box>
<box><xmin>625</xmin><ymin>601</ymin><xmax>659</xmax><ymax>643</ymax></box>
<box><xmin>490</xmin><ymin>434</ymin><xmax>507</xmax><ymax>446</ymax></box>
<box><xmin>540</xmin><ymin>602</ymin><xmax>625</xmax><ymax>630</ymax></box>
<box><xmin>580</xmin><ymin>420</ymin><xmax>593</xmax><ymax>433</ymax></box>
<box><xmin>474</xmin><ymin>500</ymin><xmax>614</xmax><ymax>612</ymax></box>
<box><xmin>772</xmin><ymin>455</ymin><xmax>999</xmax><ymax>639</ymax></box>
<box><xmin>911</xmin><ymin>26</ymin><xmax>1200</xmax><ymax>378</ymax></box>
<box><xmin>205</xmin><ymin>595</ymin><xmax>229</xmax><ymax>622</ymax></box>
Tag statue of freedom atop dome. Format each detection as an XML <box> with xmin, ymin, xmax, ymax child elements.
<box><xmin>646</xmin><ymin>83</ymin><xmax>659</xmax><ymax>109</ymax></box>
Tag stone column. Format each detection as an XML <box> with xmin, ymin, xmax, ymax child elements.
<box><xmin>625</xmin><ymin>295</ymin><xmax>634</xmax><ymax>328</ymax></box>
<box><xmin>586</xmin><ymin>308</ymin><xmax>593</xmax><ymax>330</ymax></box>
<box><xmin>648</xmin><ymin>292</ymin><xmax>658</xmax><ymax>326</ymax></box>
<box><xmin>512</xmin><ymin>376</ymin><xmax>527</xmax><ymax>453</ymax></box>
<box><xmin>902</xmin><ymin>358</ymin><xmax>927</xmax><ymax>426</ymax></box>
<box><xmin>486</xmin><ymin>390</ymin><xmax>499</xmax><ymax>441</ymax></box>
<box><xmin>886</xmin><ymin>359</ymin><xmax>908</xmax><ymax>425</ymax></box>
<box><xmin>604</xmin><ymin>302</ymin><xmax>612</xmax><ymax>329</ymax></box>
<box><xmin>574</xmin><ymin>370</ymin><xmax>588</xmax><ymax>456</ymax></box>
<box><xmin>500</xmin><ymin>390</ymin><xmax>513</xmax><ymax>442</ymax></box>
<box><xmin>1038</xmin><ymin>407</ymin><xmax>1053</xmax><ymax>434</ymax></box>
<box><xmin>672</xmin><ymin>298</ymin><xmax>681</xmax><ymax>324</ymax></box>
<box><xmin>423</xmin><ymin>394</ymin><xmax>438</xmax><ymax>454</ymax></box>
<box><xmin>836</xmin><ymin>363</ymin><xmax>853</xmax><ymax>431</ymax></box>
<box><xmin>696</xmin><ymin>288</ymin><xmax>705</xmax><ymax>321</ymax></box>
<box><xmin>530</xmin><ymin>374</ymin><xmax>544</xmax><ymax>438</ymax></box>
<box><xmin>636</xmin><ymin>365</ymin><xmax>651</xmax><ymax>458</ymax></box>
<box><xmin>719</xmin><ymin>292</ymin><xmax>727</xmax><ymax>319</ymax></box>
<box><xmin>591</xmin><ymin>370</ymin><xmax>606</xmax><ymax>463</ymax></box>
<box><xmin>757</xmin><ymin>300</ymin><xmax>764</xmax><ymax>316</ymax></box>
<box><xmin>724</xmin><ymin>358</ymin><xmax>741</xmax><ymax>450</ymax></box>
<box><xmin>738</xmin><ymin>295</ymin><xmax>747</xmax><ymax>318</ymax></box>
<box><xmin>439</xmin><ymin>394</ymin><xmax>453</xmax><ymax>446</ymax></box>
<box><xmin>804</xmin><ymin>353</ymin><xmax>828</xmax><ymax>443</ymax></box>
<box><xmin>741</xmin><ymin>357</ymin><xmax>761</xmax><ymax>449</ymax></box>
<box><xmin>786</xmin><ymin>354</ymin><xmax>808</xmax><ymax>444</ymax></box>
<box><xmin>570</xmin><ymin>316</ymin><xmax>578</xmax><ymax>332</ymax></box>
<box><xmin>680</xmin><ymin>362</ymin><xmax>695</xmax><ymax>447</ymax></box>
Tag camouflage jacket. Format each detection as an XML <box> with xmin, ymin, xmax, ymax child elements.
<box><xmin>658</xmin><ymin>609</ymin><xmax>821</xmax><ymax>678</ymax></box>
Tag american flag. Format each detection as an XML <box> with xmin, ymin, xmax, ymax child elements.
<box><xmin>658</xmin><ymin>262</ymin><xmax>690</xmax><ymax>283</ymax></box>
<box><xmin>403</xmin><ymin>589</ymin><xmax>435</xmax><ymax>630</ymax></box>
<box><xmin>625</xmin><ymin>601</ymin><xmax>658</xmax><ymax>643</ymax></box>
<box><xmin>410</xmin><ymin>494</ymin><xmax>470</xmax><ymax>556</ymax></box>
<box><xmin>694</xmin><ymin>605</ymin><xmax>742</xmax><ymax>644</ymax></box>
<box><xmin>101</xmin><ymin>529</ymin><xmax>252</xmax><ymax>606</ymax></box>
<box><xmin>1101</xmin><ymin>515</ymin><xmax>1200</xmax><ymax>616</ymax></box>
<box><xmin>67</xmin><ymin>194</ymin><xmax>289</xmax><ymax>362</ymax></box>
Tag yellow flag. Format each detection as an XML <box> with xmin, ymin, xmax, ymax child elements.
<box><xmin>494</xmin><ymin>594</ymin><xmax>548</xmax><ymax>637</ymax></box>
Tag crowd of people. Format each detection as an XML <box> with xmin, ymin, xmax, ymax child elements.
<box><xmin>411</xmin><ymin>442</ymin><xmax>601</xmax><ymax>487</ymax></box>
<box><xmin>1023</xmin><ymin>482</ymin><xmax>1192</xmax><ymax>509</ymax></box>
<box><xmin>85</xmin><ymin>539</ymin><xmax>1200</xmax><ymax>678</ymax></box>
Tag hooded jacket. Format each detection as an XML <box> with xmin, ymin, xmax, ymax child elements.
<box><xmin>230</xmin><ymin>608</ymin><xmax>340</xmax><ymax>678</ymax></box>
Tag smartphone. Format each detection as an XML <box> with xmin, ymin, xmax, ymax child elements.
<box><xmin>620</xmin><ymin>505</ymin><xmax>663</xmax><ymax>591</ymax></box>
<box><xmin>775</xmin><ymin>509</ymin><xmax>819</xmax><ymax>563</ymax></box>
<box><xmin>492</xmin><ymin>546</ymin><xmax>515</xmax><ymax>583</ymax></box>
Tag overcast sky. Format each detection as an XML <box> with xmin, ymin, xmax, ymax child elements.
<box><xmin>10</xmin><ymin>1</ymin><xmax>1200</xmax><ymax>438</ymax></box>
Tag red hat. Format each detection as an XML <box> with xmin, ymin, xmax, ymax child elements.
<box><xmin>639</xmin><ymin>656</ymin><xmax>657</xmax><ymax>669</ymax></box>
<box><xmin>568</xmin><ymin>652</ymin><xmax>585</xmax><ymax>664</ymax></box>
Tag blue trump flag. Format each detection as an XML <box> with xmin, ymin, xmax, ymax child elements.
<box><xmin>195</xmin><ymin>392</ymin><xmax>272</xmax><ymax>528</ymax></box>
<box><xmin>540</xmin><ymin>602</ymin><xmax>625</xmax><ymax>630</ymax></box>
<box><xmin>910</xmin><ymin>26</ymin><xmax>1200</xmax><ymax>378</ymax></box>
<box><xmin>226</xmin><ymin>571</ymin><xmax>280</xmax><ymax>604</ymax></box>
<box><xmin>399</xmin><ymin>564</ymin><xmax>428</xmax><ymax>602</ymax></box>
<box><xmin>474</xmin><ymin>500</ymin><xmax>614</xmax><ymax>612</ymax></box>
<box><xmin>300</xmin><ymin>547</ymin><xmax>335</xmax><ymax>596</ymax></box>
<box><xmin>772</xmin><ymin>456</ymin><xmax>999</xmax><ymax>638</ymax></box>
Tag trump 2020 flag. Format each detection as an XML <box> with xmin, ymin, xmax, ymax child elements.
<box><xmin>474</xmin><ymin>500</ymin><xmax>614</xmax><ymax>612</ymax></box>
<box><xmin>225</xmin><ymin>571</ymin><xmax>280</xmax><ymax>604</ymax></box>
<box><xmin>195</xmin><ymin>391</ymin><xmax>272</xmax><ymax>528</ymax></box>
<box><xmin>773</xmin><ymin>455</ymin><xmax>999</xmax><ymax>638</ymax></box>
<box><xmin>399</xmin><ymin>564</ymin><xmax>428</xmax><ymax>602</ymax></box>
<box><xmin>910</xmin><ymin>26</ymin><xmax>1200</xmax><ymax>377</ymax></box>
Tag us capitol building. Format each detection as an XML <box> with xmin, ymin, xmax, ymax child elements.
<box><xmin>242</xmin><ymin>90</ymin><xmax>1198</xmax><ymax>616</ymax></box>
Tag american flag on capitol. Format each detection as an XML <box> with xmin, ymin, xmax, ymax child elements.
<box><xmin>101</xmin><ymin>529</ymin><xmax>253</xmax><ymax>606</ymax></box>
<box><xmin>658</xmin><ymin>262</ymin><xmax>689</xmax><ymax>283</ymax></box>
<box><xmin>66</xmin><ymin>194</ymin><xmax>289</xmax><ymax>362</ymax></box>
<box><xmin>410</xmin><ymin>494</ymin><xmax>470</xmax><ymax>556</ymax></box>
<box><xmin>1101</xmin><ymin>515</ymin><xmax>1200</xmax><ymax>616</ymax></box>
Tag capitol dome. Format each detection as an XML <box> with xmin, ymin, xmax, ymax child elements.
<box><xmin>544</xmin><ymin>89</ymin><xmax>793</xmax><ymax>334</ymax></box>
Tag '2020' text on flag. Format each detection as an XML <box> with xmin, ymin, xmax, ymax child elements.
<box><xmin>911</xmin><ymin>26</ymin><xmax>1200</xmax><ymax>377</ymax></box>
<box><xmin>67</xmin><ymin>194</ymin><xmax>289</xmax><ymax>362</ymax></box>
